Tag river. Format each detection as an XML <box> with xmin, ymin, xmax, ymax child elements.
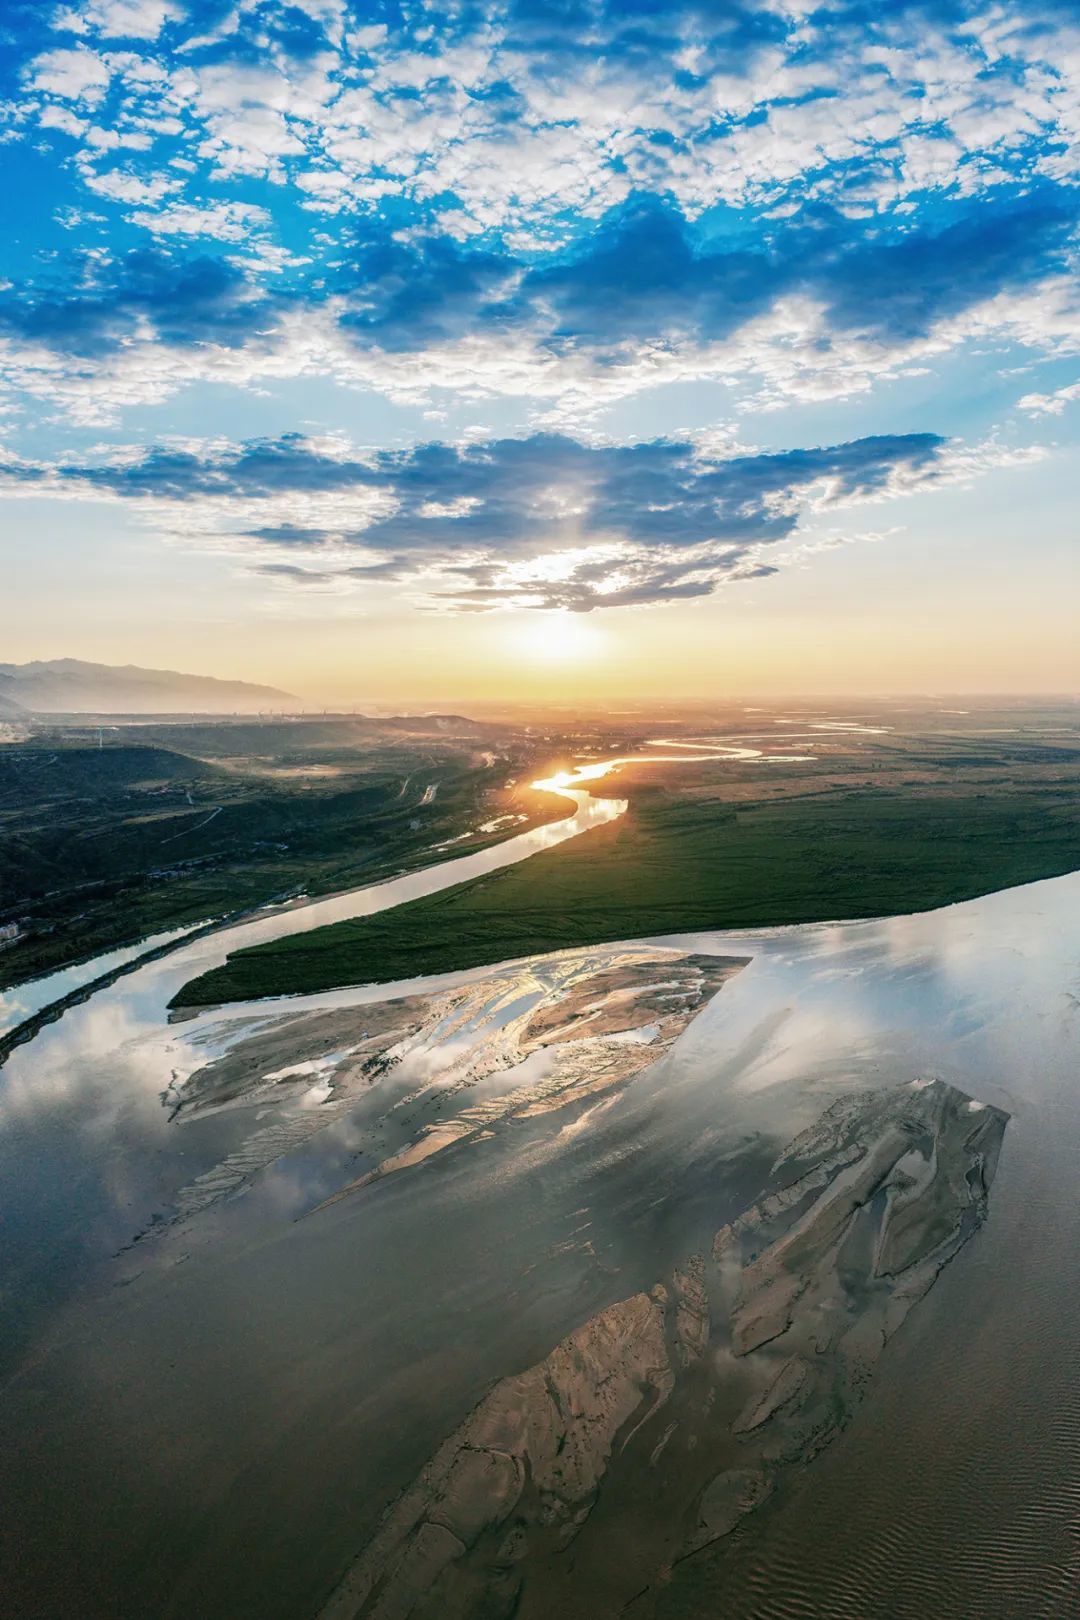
<box><xmin>0</xmin><ymin>738</ymin><xmax>805</xmax><ymax>1041</ymax></box>
<box><xmin>1</xmin><ymin>748</ymin><xmax>1078</xmax><ymax>1618</ymax></box>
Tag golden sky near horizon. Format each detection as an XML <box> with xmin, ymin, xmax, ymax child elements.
<box><xmin>4</xmin><ymin>451</ymin><xmax>1077</xmax><ymax>704</ymax></box>
<box><xmin>7</xmin><ymin>532</ymin><xmax>1078</xmax><ymax>704</ymax></box>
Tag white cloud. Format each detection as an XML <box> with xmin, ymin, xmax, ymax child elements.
<box><xmin>200</xmin><ymin>107</ymin><xmax>307</xmax><ymax>180</ymax></box>
<box><xmin>226</xmin><ymin>243</ymin><xmax>313</xmax><ymax>276</ymax></box>
<box><xmin>1018</xmin><ymin>378</ymin><xmax>1080</xmax><ymax>414</ymax></box>
<box><xmin>30</xmin><ymin>47</ymin><xmax>111</xmax><ymax>105</ymax></box>
<box><xmin>127</xmin><ymin>199</ymin><xmax>272</xmax><ymax>240</ymax></box>
<box><xmin>81</xmin><ymin>125</ymin><xmax>153</xmax><ymax>150</ymax></box>
<box><xmin>56</xmin><ymin>1</ymin><xmax>182</xmax><ymax>41</ymax></box>
<box><xmin>38</xmin><ymin>103</ymin><xmax>87</xmax><ymax>137</ymax></box>
<box><xmin>84</xmin><ymin>167</ymin><xmax>178</xmax><ymax>203</ymax></box>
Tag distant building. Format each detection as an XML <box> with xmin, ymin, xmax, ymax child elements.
<box><xmin>0</xmin><ymin>922</ymin><xmax>22</xmax><ymax>948</ymax></box>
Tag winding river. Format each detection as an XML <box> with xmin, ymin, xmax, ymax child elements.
<box><xmin>0</xmin><ymin>738</ymin><xmax>803</xmax><ymax>1041</ymax></box>
<box><xmin>2</xmin><ymin>743</ymin><xmax>1079</xmax><ymax>1619</ymax></box>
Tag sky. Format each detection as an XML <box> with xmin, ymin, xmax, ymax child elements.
<box><xmin>0</xmin><ymin>0</ymin><xmax>1077</xmax><ymax>704</ymax></box>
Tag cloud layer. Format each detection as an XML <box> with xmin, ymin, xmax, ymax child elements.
<box><xmin>2</xmin><ymin>427</ymin><xmax>980</xmax><ymax>608</ymax></box>
<box><xmin>0</xmin><ymin>1</ymin><xmax>1071</xmax><ymax>617</ymax></box>
<box><xmin>2</xmin><ymin>186</ymin><xmax>1078</xmax><ymax>427</ymax></box>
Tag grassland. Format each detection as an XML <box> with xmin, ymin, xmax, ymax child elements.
<box><xmin>173</xmin><ymin>705</ymin><xmax>1080</xmax><ymax>1006</ymax></box>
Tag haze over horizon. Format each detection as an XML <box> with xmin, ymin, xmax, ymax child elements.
<box><xmin>2</xmin><ymin>1</ymin><xmax>1078</xmax><ymax>699</ymax></box>
<box><xmin>5</xmin><ymin>653</ymin><xmax>1079</xmax><ymax>716</ymax></box>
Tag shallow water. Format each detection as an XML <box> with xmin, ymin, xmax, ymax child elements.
<box><xmin>0</xmin><ymin>777</ymin><xmax>622</xmax><ymax>1040</ymax></box>
<box><xmin>1</xmin><ymin>791</ymin><xmax>1079</xmax><ymax>1615</ymax></box>
<box><xmin>0</xmin><ymin>921</ymin><xmax>200</xmax><ymax>1038</ymax></box>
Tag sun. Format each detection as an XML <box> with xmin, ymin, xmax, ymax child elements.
<box><xmin>513</xmin><ymin>612</ymin><xmax>606</xmax><ymax>665</ymax></box>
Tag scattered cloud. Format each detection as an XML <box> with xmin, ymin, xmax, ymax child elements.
<box><xmin>54</xmin><ymin>2</ymin><xmax>183</xmax><ymax>42</ymax></box>
<box><xmin>0</xmin><ymin>188</ymin><xmax>1077</xmax><ymax>425</ymax></box>
<box><xmin>1018</xmin><ymin>377</ymin><xmax>1080</xmax><ymax>414</ymax></box>
<box><xmin>18</xmin><ymin>0</ymin><xmax>1080</xmax><ymax>245</ymax></box>
<box><xmin>127</xmin><ymin>199</ymin><xmax>274</xmax><ymax>241</ymax></box>
<box><xmin>30</xmin><ymin>46</ymin><xmax>111</xmax><ymax>104</ymax></box>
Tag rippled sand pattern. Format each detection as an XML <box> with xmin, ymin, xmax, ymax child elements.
<box><xmin>661</xmin><ymin>1092</ymin><xmax>1080</xmax><ymax>1620</ymax></box>
<box><xmin>323</xmin><ymin>1081</ymin><xmax>1007</xmax><ymax>1620</ymax></box>
<box><xmin>142</xmin><ymin>947</ymin><xmax>745</xmax><ymax>1241</ymax></box>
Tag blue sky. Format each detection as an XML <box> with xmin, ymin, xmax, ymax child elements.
<box><xmin>0</xmin><ymin>0</ymin><xmax>1077</xmax><ymax>692</ymax></box>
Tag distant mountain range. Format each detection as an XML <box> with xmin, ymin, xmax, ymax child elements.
<box><xmin>0</xmin><ymin>660</ymin><xmax>297</xmax><ymax>715</ymax></box>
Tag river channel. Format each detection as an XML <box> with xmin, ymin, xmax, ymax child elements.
<box><xmin>1</xmin><ymin>745</ymin><xmax>1078</xmax><ymax>1618</ymax></box>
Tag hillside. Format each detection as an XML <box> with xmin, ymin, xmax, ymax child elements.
<box><xmin>0</xmin><ymin>659</ymin><xmax>295</xmax><ymax>715</ymax></box>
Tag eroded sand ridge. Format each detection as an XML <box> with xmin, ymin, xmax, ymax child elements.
<box><xmin>320</xmin><ymin>1079</ymin><xmax>1007</xmax><ymax>1620</ymax></box>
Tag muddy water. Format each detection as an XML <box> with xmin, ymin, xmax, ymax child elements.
<box><xmin>1</xmin><ymin>792</ymin><xmax>1079</xmax><ymax>1614</ymax></box>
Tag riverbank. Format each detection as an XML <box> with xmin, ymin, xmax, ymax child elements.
<box><xmin>172</xmin><ymin>776</ymin><xmax>1080</xmax><ymax>1007</ymax></box>
<box><xmin>0</xmin><ymin>715</ymin><xmax>567</xmax><ymax>992</ymax></box>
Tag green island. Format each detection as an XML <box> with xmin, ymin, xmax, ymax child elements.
<box><xmin>173</xmin><ymin>712</ymin><xmax>1080</xmax><ymax>1007</ymax></box>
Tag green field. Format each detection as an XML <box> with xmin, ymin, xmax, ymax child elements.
<box><xmin>173</xmin><ymin>766</ymin><xmax>1080</xmax><ymax>1006</ymax></box>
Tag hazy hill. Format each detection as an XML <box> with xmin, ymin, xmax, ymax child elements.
<box><xmin>0</xmin><ymin>659</ymin><xmax>296</xmax><ymax>715</ymax></box>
